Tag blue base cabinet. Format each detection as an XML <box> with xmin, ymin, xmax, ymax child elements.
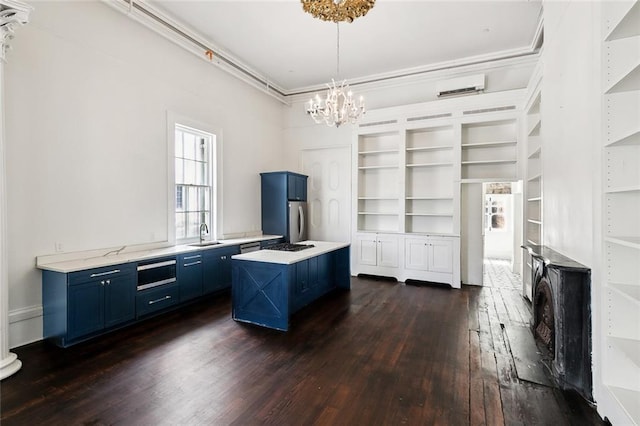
<box><xmin>43</xmin><ymin>243</ymin><xmax>245</xmax><ymax>347</ymax></box>
<box><xmin>202</xmin><ymin>245</ymin><xmax>239</xmax><ymax>294</ymax></box>
<box><xmin>43</xmin><ymin>263</ymin><xmax>136</xmax><ymax>347</ymax></box>
<box><xmin>232</xmin><ymin>246</ymin><xmax>350</xmax><ymax>331</ymax></box>
<box><xmin>178</xmin><ymin>252</ymin><xmax>203</xmax><ymax>302</ymax></box>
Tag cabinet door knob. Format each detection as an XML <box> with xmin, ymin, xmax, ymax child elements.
<box><xmin>106</xmin><ymin>279</ymin><xmax>110</xmax><ymax>285</ymax></box>
<box><xmin>100</xmin><ymin>280</ymin><xmax>105</xmax><ymax>286</ymax></box>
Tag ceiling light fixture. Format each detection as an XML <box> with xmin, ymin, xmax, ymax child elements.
<box><xmin>304</xmin><ymin>1</ymin><xmax>370</xmax><ymax>128</ymax></box>
<box><xmin>301</xmin><ymin>0</ymin><xmax>375</xmax><ymax>23</ymax></box>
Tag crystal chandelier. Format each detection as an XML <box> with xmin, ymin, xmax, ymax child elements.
<box><xmin>301</xmin><ymin>0</ymin><xmax>375</xmax><ymax>23</ymax></box>
<box><xmin>305</xmin><ymin>22</ymin><xmax>366</xmax><ymax>127</ymax></box>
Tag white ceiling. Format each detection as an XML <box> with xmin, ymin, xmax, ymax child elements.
<box><xmin>146</xmin><ymin>0</ymin><xmax>543</xmax><ymax>94</ymax></box>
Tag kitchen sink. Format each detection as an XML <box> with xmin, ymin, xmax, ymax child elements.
<box><xmin>188</xmin><ymin>241</ymin><xmax>222</xmax><ymax>247</ymax></box>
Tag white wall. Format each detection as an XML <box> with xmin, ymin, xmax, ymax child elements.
<box><xmin>541</xmin><ymin>0</ymin><xmax>605</xmax><ymax>418</ymax></box>
<box><xmin>5</xmin><ymin>1</ymin><xmax>284</xmax><ymax>347</ymax></box>
<box><xmin>542</xmin><ymin>1</ymin><xmax>600</xmax><ymax>267</ymax></box>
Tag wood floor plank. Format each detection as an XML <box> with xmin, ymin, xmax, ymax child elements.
<box><xmin>1</xmin><ymin>278</ymin><xmax>603</xmax><ymax>426</ymax></box>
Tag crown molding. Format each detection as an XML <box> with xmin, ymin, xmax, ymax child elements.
<box><xmin>103</xmin><ymin>0</ymin><xmax>290</xmax><ymax>104</ymax></box>
<box><xmin>104</xmin><ymin>0</ymin><xmax>543</xmax><ymax>104</ymax></box>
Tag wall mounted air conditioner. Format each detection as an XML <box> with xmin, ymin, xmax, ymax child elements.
<box><xmin>437</xmin><ymin>74</ymin><xmax>485</xmax><ymax>98</ymax></box>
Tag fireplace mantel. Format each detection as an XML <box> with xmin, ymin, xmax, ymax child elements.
<box><xmin>522</xmin><ymin>244</ymin><xmax>590</xmax><ymax>272</ymax></box>
<box><xmin>522</xmin><ymin>244</ymin><xmax>593</xmax><ymax>402</ymax></box>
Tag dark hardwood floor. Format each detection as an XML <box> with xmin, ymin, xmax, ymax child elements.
<box><xmin>1</xmin><ymin>275</ymin><xmax>604</xmax><ymax>425</ymax></box>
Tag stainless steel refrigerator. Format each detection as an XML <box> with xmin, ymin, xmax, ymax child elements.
<box><xmin>288</xmin><ymin>201</ymin><xmax>307</xmax><ymax>243</ymax></box>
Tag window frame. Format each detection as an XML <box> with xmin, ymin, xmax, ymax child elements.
<box><xmin>167</xmin><ymin>112</ymin><xmax>223</xmax><ymax>245</ymax></box>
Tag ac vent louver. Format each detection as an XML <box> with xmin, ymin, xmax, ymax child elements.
<box><xmin>463</xmin><ymin>105</ymin><xmax>516</xmax><ymax>115</ymax></box>
<box><xmin>407</xmin><ymin>113</ymin><xmax>453</xmax><ymax>122</ymax></box>
<box><xmin>359</xmin><ymin>120</ymin><xmax>397</xmax><ymax>128</ymax></box>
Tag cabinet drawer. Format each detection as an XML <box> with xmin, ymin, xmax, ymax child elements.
<box><xmin>136</xmin><ymin>284</ymin><xmax>179</xmax><ymax>317</ymax></box>
<box><xmin>69</xmin><ymin>263</ymin><xmax>136</xmax><ymax>285</ymax></box>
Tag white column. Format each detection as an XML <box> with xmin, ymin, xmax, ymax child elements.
<box><xmin>0</xmin><ymin>0</ymin><xmax>31</xmax><ymax>381</ymax></box>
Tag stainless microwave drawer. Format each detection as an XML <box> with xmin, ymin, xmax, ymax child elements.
<box><xmin>136</xmin><ymin>283</ymin><xmax>179</xmax><ymax>318</ymax></box>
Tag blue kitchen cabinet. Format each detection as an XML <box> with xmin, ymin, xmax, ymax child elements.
<box><xmin>261</xmin><ymin>171</ymin><xmax>308</xmax><ymax>240</ymax></box>
<box><xmin>287</xmin><ymin>173</ymin><xmax>307</xmax><ymax>201</ymax></box>
<box><xmin>178</xmin><ymin>252</ymin><xmax>203</xmax><ymax>302</ymax></box>
<box><xmin>202</xmin><ymin>245</ymin><xmax>239</xmax><ymax>293</ymax></box>
<box><xmin>232</xmin><ymin>245</ymin><xmax>351</xmax><ymax>331</ymax></box>
<box><xmin>43</xmin><ymin>263</ymin><xmax>136</xmax><ymax>347</ymax></box>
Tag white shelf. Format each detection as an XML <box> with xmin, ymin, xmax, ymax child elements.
<box><xmin>527</xmin><ymin>197</ymin><xmax>542</xmax><ymax>202</ymax></box>
<box><xmin>406</xmin><ymin>213</ymin><xmax>453</xmax><ymax>217</ymax></box>
<box><xmin>605</xmin><ymin>1</ymin><xmax>640</xmax><ymax>41</ymax></box>
<box><xmin>528</xmin><ymin>116</ymin><xmax>542</xmax><ymax>136</ymax></box>
<box><xmin>528</xmin><ymin>173</ymin><xmax>542</xmax><ymax>182</ymax></box>
<box><xmin>461</xmin><ymin>159</ymin><xmax>516</xmax><ymax>165</ymax></box>
<box><xmin>528</xmin><ymin>146</ymin><xmax>542</xmax><ymax>159</ymax></box>
<box><xmin>461</xmin><ymin>140</ymin><xmax>516</xmax><ymax>148</ymax></box>
<box><xmin>358</xmin><ymin>197</ymin><xmax>397</xmax><ymax>200</ymax></box>
<box><xmin>358</xmin><ymin>212</ymin><xmax>398</xmax><ymax>216</ymax></box>
<box><xmin>406</xmin><ymin>196</ymin><xmax>453</xmax><ymax>200</ymax></box>
<box><xmin>610</xmin><ymin>282</ymin><xmax>640</xmax><ymax>304</ymax></box>
<box><xmin>358</xmin><ymin>165</ymin><xmax>398</xmax><ymax>170</ymax></box>
<box><xmin>358</xmin><ymin>149</ymin><xmax>399</xmax><ymax>155</ymax></box>
<box><xmin>606</xmin><ymin>236</ymin><xmax>640</xmax><ymax>250</ymax></box>
<box><xmin>606</xmin><ymin>185</ymin><xmax>640</xmax><ymax>194</ymax></box>
<box><xmin>526</xmin><ymin>238</ymin><xmax>541</xmax><ymax>246</ymax></box>
<box><xmin>527</xmin><ymin>219</ymin><xmax>542</xmax><ymax>225</ymax></box>
<box><xmin>606</xmin><ymin>129</ymin><xmax>640</xmax><ymax>147</ymax></box>
<box><xmin>406</xmin><ymin>145</ymin><xmax>453</xmax><ymax>152</ymax></box>
<box><xmin>606</xmin><ymin>62</ymin><xmax>640</xmax><ymax>94</ymax></box>
<box><xmin>407</xmin><ymin>162</ymin><xmax>454</xmax><ymax>168</ymax></box>
<box><xmin>607</xmin><ymin>386</ymin><xmax>640</xmax><ymax>425</ymax></box>
<box><xmin>461</xmin><ymin>178</ymin><xmax>515</xmax><ymax>184</ymax></box>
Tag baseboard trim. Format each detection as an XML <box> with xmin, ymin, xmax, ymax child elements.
<box><xmin>9</xmin><ymin>305</ymin><xmax>42</xmax><ymax>324</ymax></box>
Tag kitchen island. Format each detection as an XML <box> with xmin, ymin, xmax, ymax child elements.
<box><xmin>231</xmin><ymin>241</ymin><xmax>350</xmax><ymax>331</ymax></box>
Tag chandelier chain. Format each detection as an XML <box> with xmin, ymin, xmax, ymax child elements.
<box><xmin>336</xmin><ymin>23</ymin><xmax>340</xmax><ymax>79</ymax></box>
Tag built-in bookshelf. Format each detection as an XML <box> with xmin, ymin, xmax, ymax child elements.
<box><xmin>461</xmin><ymin>119</ymin><xmax>518</xmax><ymax>181</ymax></box>
<box><xmin>357</xmin><ymin>130</ymin><xmax>401</xmax><ymax>233</ymax></box>
<box><xmin>405</xmin><ymin>126</ymin><xmax>455</xmax><ymax>234</ymax></box>
<box><xmin>602</xmin><ymin>2</ymin><xmax>640</xmax><ymax>424</ymax></box>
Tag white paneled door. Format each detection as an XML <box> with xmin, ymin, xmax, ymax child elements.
<box><xmin>302</xmin><ymin>147</ymin><xmax>351</xmax><ymax>242</ymax></box>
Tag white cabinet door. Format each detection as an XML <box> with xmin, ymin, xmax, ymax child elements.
<box><xmin>429</xmin><ymin>239</ymin><xmax>454</xmax><ymax>274</ymax></box>
<box><xmin>405</xmin><ymin>238</ymin><xmax>428</xmax><ymax>270</ymax></box>
<box><xmin>377</xmin><ymin>234</ymin><xmax>399</xmax><ymax>268</ymax></box>
<box><xmin>356</xmin><ymin>234</ymin><xmax>378</xmax><ymax>266</ymax></box>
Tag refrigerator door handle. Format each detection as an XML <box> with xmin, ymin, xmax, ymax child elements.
<box><xmin>298</xmin><ymin>205</ymin><xmax>305</xmax><ymax>241</ymax></box>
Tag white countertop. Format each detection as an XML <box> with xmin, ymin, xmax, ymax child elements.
<box><xmin>37</xmin><ymin>235</ymin><xmax>282</xmax><ymax>273</ymax></box>
<box><xmin>231</xmin><ymin>241</ymin><xmax>350</xmax><ymax>265</ymax></box>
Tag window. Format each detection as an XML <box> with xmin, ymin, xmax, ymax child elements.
<box><xmin>484</xmin><ymin>195</ymin><xmax>507</xmax><ymax>232</ymax></box>
<box><xmin>174</xmin><ymin>124</ymin><xmax>215</xmax><ymax>241</ymax></box>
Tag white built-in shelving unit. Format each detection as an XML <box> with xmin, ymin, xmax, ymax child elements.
<box><xmin>521</xmin><ymin>63</ymin><xmax>543</xmax><ymax>300</ymax></box>
<box><xmin>351</xmin><ymin>90</ymin><xmax>523</xmax><ymax>289</ymax></box>
<box><xmin>601</xmin><ymin>1</ymin><xmax>640</xmax><ymax>424</ymax></box>
<box><xmin>405</xmin><ymin>125</ymin><xmax>456</xmax><ymax>234</ymax></box>
<box><xmin>461</xmin><ymin>119</ymin><xmax>518</xmax><ymax>182</ymax></box>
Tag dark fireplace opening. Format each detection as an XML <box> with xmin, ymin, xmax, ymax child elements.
<box><xmin>524</xmin><ymin>245</ymin><xmax>593</xmax><ymax>403</ymax></box>
<box><xmin>534</xmin><ymin>277</ymin><xmax>555</xmax><ymax>359</ymax></box>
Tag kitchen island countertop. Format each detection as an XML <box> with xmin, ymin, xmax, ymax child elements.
<box><xmin>231</xmin><ymin>240</ymin><xmax>349</xmax><ymax>265</ymax></box>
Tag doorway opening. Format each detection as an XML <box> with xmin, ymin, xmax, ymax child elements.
<box><xmin>482</xmin><ymin>182</ymin><xmax>523</xmax><ymax>289</ymax></box>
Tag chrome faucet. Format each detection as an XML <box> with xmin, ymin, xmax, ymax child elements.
<box><xmin>199</xmin><ymin>223</ymin><xmax>209</xmax><ymax>243</ymax></box>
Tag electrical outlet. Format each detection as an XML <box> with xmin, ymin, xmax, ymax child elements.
<box><xmin>54</xmin><ymin>242</ymin><xmax>63</xmax><ymax>253</ymax></box>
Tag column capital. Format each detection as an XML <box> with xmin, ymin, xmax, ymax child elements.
<box><xmin>1</xmin><ymin>0</ymin><xmax>32</xmax><ymax>61</ymax></box>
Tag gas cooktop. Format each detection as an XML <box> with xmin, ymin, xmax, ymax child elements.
<box><xmin>265</xmin><ymin>243</ymin><xmax>315</xmax><ymax>252</ymax></box>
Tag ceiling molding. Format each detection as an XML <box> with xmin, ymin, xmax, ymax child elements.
<box><xmin>103</xmin><ymin>0</ymin><xmax>543</xmax><ymax>104</ymax></box>
<box><xmin>286</xmin><ymin>53</ymin><xmax>540</xmax><ymax>104</ymax></box>
<box><xmin>103</xmin><ymin>0</ymin><xmax>290</xmax><ymax>104</ymax></box>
